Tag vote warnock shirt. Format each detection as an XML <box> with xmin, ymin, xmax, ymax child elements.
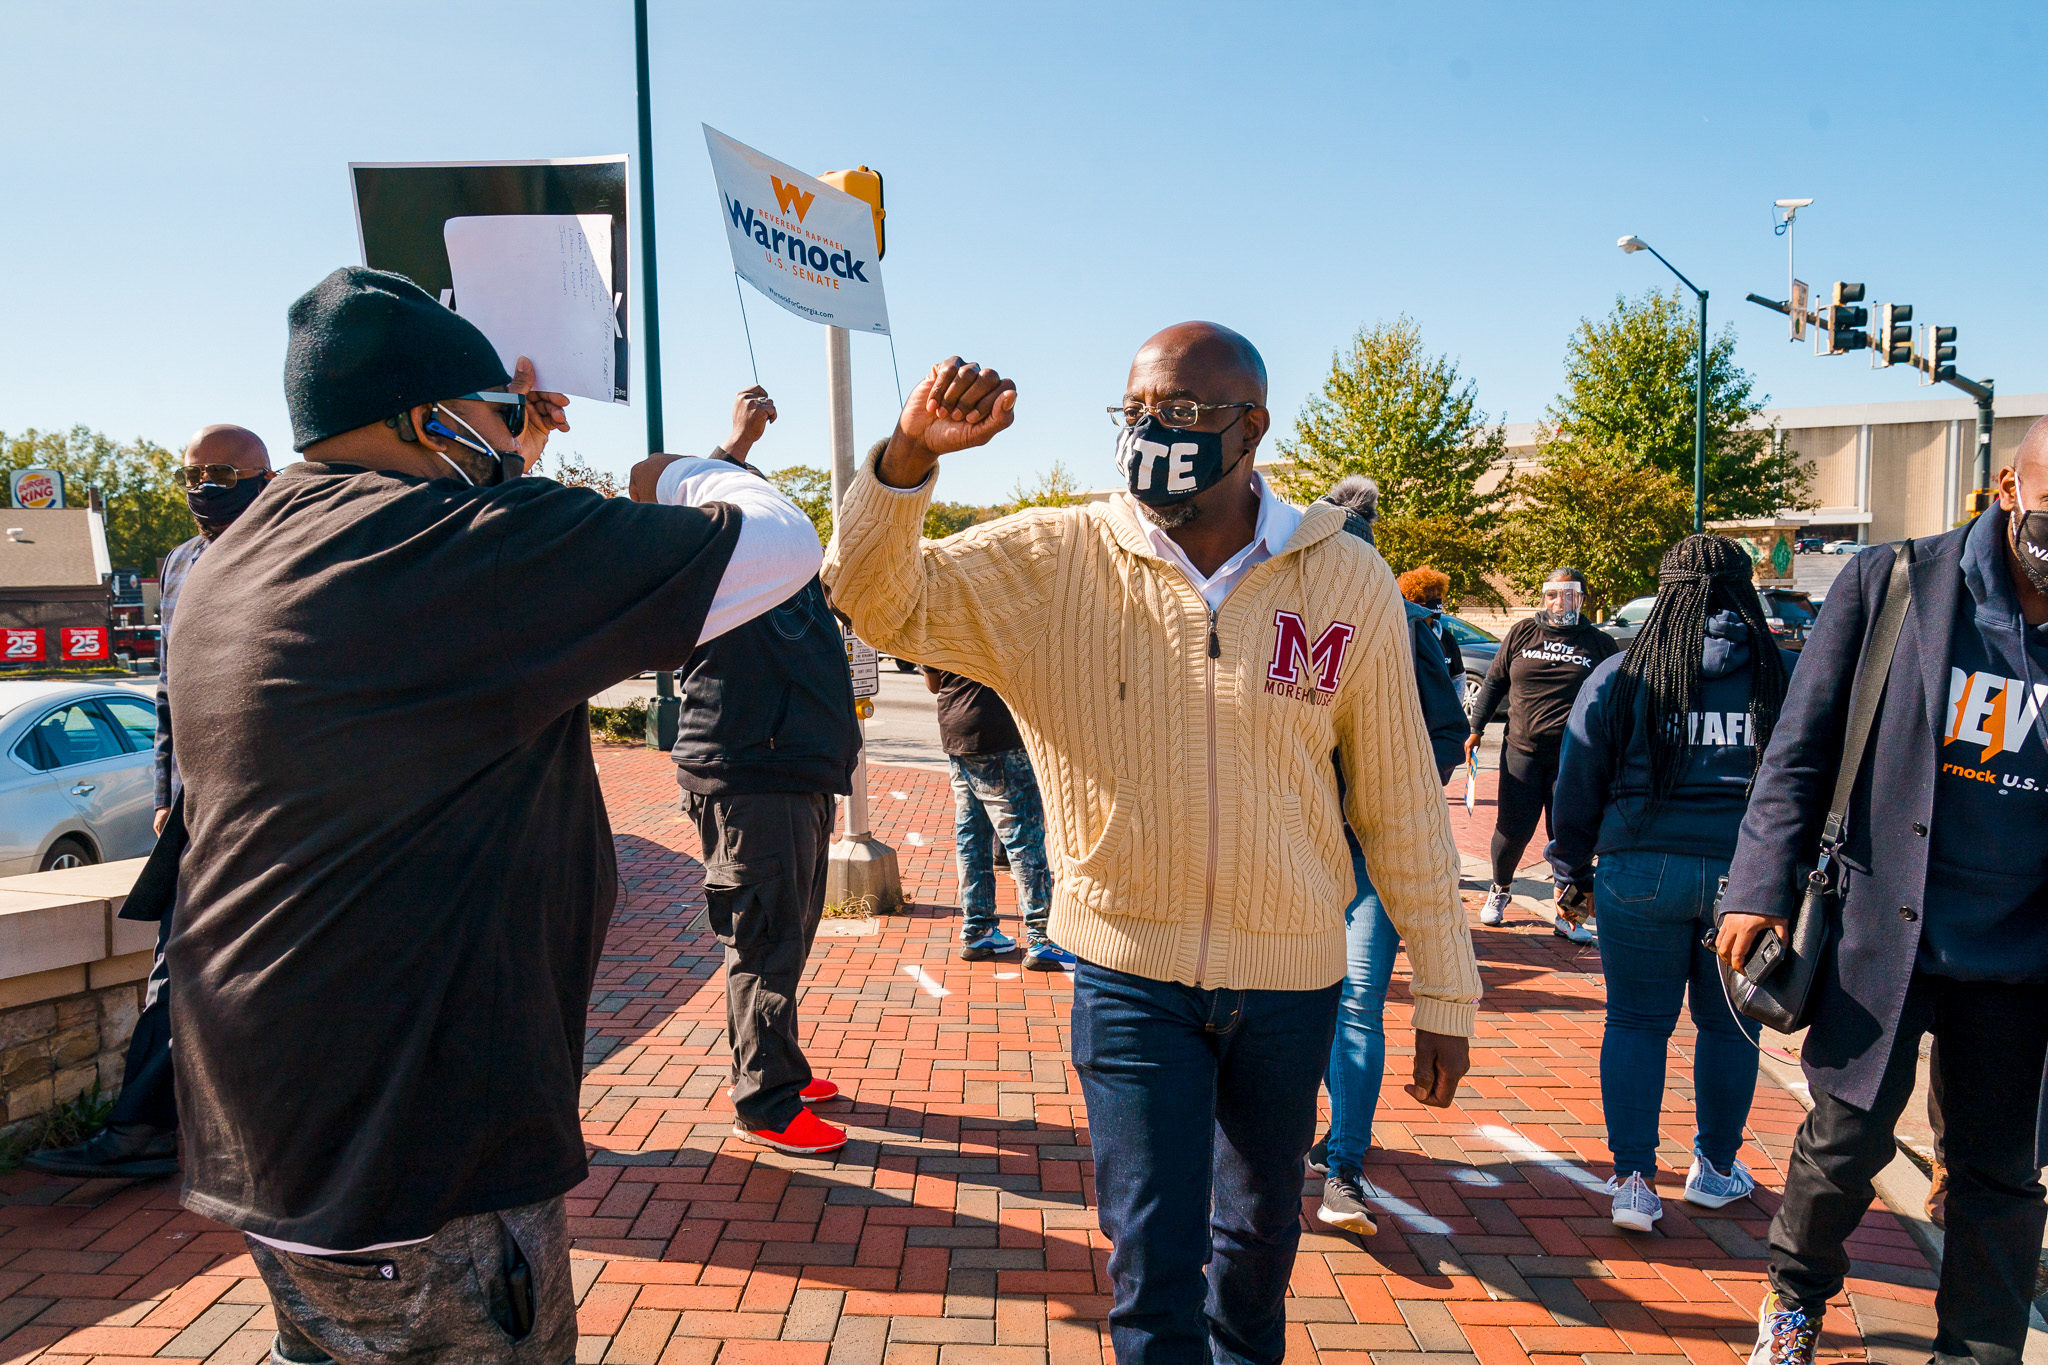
<box><xmin>1923</xmin><ymin>509</ymin><xmax>2048</xmax><ymax>982</ymax></box>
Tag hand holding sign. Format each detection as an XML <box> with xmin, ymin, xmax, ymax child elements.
<box><xmin>878</xmin><ymin>358</ymin><xmax>1017</xmax><ymax>489</ymax></box>
<box><xmin>507</xmin><ymin>357</ymin><xmax>571</xmax><ymax>476</ymax></box>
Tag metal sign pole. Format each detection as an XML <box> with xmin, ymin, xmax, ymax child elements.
<box><xmin>824</xmin><ymin>326</ymin><xmax>903</xmax><ymax>911</ymax></box>
<box><xmin>828</xmin><ymin>326</ymin><xmax>870</xmax><ymax>841</ymax></box>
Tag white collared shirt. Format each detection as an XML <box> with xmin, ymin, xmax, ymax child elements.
<box><xmin>1130</xmin><ymin>472</ymin><xmax>1304</xmax><ymax>611</ymax></box>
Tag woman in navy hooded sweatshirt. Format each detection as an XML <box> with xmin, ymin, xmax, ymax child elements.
<box><xmin>1549</xmin><ymin>535</ymin><xmax>1796</xmax><ymax>1234</ymax></box>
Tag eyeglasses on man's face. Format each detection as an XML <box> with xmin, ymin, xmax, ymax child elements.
<box><xmin>1108</xmin><ymin>399</ymin><xmax>1257</xmax><ymax>430</ymax></box>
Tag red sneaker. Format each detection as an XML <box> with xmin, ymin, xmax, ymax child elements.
<box><xmin>726</xmin><ymin>1078</ymin><xmax>842</xmax><ymax>1105</ymax></box>
<box><xmin>736</xmin><ymin>1107</ymin><xmax>847</xmax><ymax>1156</ymax></box>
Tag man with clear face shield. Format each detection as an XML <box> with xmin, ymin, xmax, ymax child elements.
<box><xmin>1464</xmin><ymin>567</ymin><xmax>1619</xmax><ymax>937</ymax></box>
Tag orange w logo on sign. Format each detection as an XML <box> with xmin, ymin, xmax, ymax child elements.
<box><xmin>771</xmin><ymin>176</ymin><xmax>814</xmax><ymax>221</ymax></box>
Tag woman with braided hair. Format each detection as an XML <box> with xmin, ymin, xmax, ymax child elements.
<box><xmin>1548</xmin><ymin>534</ymin><xmax>1796</xmax><ymax>1232</ymax></box>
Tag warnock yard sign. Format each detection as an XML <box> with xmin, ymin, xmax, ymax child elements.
<box><xmin>704</xmin><ymin>127</ymin><xmax>889</xmax><ymax>336</ymax></box>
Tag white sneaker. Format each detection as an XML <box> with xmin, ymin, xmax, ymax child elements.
<box><xmin>1683</xmin><ymin>1153</ymin><xmax>1755</xmax><ymax>1208</ymax></box>
<box><xmin>1552</xmin><ymin>919</ymin><xmax>1594</xmax><ymax>944</ymax></box>
<box><xmin>1479</xmin><ymin>885</ymin><xmax>1511</xmax><ymax>926</ymax></box>
<box><xmin>1746</xmin><ymin>1290</ymin><xmax>1819</xmax><ymax>1365</ymax></box>
<box><xmin>1606</xmin><ymin>1172</ymin><xmax>1662</xmax><ymax>1231</ymax></box>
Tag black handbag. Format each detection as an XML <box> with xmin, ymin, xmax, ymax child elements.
<box><xmin>1717</xmin><ymin>539</ymin><xmax>1914</xmax><ymax>1034</ymax></box>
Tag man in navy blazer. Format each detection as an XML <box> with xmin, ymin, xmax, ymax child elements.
<box><xmin>1717</xmin><ymin>419</ymin><xmax>2048</xmax><ymax>1365</ymax></box>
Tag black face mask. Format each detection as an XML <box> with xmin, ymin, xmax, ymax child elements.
<box><xmin>1116</xmin><ymin>414</ymin><xmax>1248</xmax><ymax>507</ymax></box>
<box><xmin>186</xmin><ymin>475</ymin><xmax>270</xmax><ymax>537</ymax></box>
<box><xmin>2011</xmin><ymin>475</ymin><xmax>2048</xmax><ymax>597</ymax></box>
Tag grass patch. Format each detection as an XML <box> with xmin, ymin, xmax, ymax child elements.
<box><xmin>823</xmin><ymin>894</ymin><xmax>878</xmax><ymax>919</ymax></box>
<box><xmin>0</xmin><ymin>1081</ymin><xmax>113</xmax><ymax>1172</ymax></box>
<box><xmin>589</xmin><ymin>701</ymin><xmax>649</xmax><ymax>745</ymax></box>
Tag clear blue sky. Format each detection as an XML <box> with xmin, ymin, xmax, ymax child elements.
<box><xmin>3</xmin><ymin>1</ymin><xmax>2042</xmax><ymax>504</ymax></box>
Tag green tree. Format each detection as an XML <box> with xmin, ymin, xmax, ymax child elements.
<box><xmin>923</xmin><ymin>501</ymin><xmax>990</xmax><ymax>539</ymax></box>
<box><xmin>1372</xmin><ymin>517</ymin><xmax>1507</xmax><ymax>610</ymax></box>
<box><xmin>1547</xmin><ymin>287</ymin><xmax>1811</xmax><ymax>520</ymax></box>
<box><xmin>0</xmin><ymin>426</ymin><xmax>192</xmax><ymax>574</ymax></box>
<box><xmin>1273</xmin><ymin>318</ymin><xmax>1507</xmax><ymax>604</ymax></box>
<box><xmin>768</xmin><ymin>466</ymin><xmax>834</xmax><ymax>545</ymax></box>
<box><xmin>1275</xmin><ymin>317</ymin><xmax>1507</xmax><ymax>521</ymax></box>
<box><xmin>547</xmin><ymin>451</ymin><xmax>621</xmax><ymax>497</ymax></box>
<box><xmin>1001</xmin><ymin>462</ymin><xmax>1085</xmax><ymax>514</ymax></box>
<box><xmin>1504</xmin><ymin>444</ymin><xmax>1693</xmax><ymax>619</ymax></box>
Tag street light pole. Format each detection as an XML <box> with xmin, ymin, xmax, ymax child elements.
<box><xmin>1618</xmin><ymin>236</ymin><xmax>1708</xmax><ymax>534</ymax></box>
<box><xmin>634</xmin><ymin>0</ymin><xmax>679</xmax><ymax>748</ymax></box>
<box><xmin>633</xmin><ymin>0</ymin><xmax>663</xmax><ymax>457</ymax></box>
<box><xmin>1692</xmin><ymin>287</ymin><xmax>1707</xmax><ymax>535</ymax></box>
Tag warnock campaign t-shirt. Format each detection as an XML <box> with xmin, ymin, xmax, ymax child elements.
<box><xmin>1922</xmin><ymin>509</ymin><xmax>2048</xmax><ymax>982</ymax></box>
<box><xmin>1469</xmin><ymin>616</ymin><xmax>1619</xmax><ymax>751</ymax></box>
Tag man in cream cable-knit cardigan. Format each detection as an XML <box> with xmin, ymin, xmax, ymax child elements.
<box><xmin>825</xmin><ymin>325</ymin><xmax>1481</xmax><ymax>1365</ymax></box>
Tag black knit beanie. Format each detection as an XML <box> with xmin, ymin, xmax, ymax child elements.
<box><xmin>283</xmin><ymin>267</ymin><xmax>511</xmax><ymax>452</ymax></box>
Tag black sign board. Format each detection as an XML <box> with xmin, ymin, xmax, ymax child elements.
<box><xmin>349</xmin><ymin>157</ymin><xmax>630</xmax><ymax>402</ymax></box>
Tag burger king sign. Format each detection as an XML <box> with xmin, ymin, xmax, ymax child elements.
<box><xmin>9</xmin><ymin>469</ymin><xmax>63</xmax><ymax>509</ymax></box>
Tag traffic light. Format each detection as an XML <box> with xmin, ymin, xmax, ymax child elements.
<box><xmin>1872</xmin><ymin>302</ymin><xmax>1913</xmax><ymax>368</ymax></box>
<box><xmin>1822</xmin><ymin>282</ymin><xmax>1867</xmax><ymax>356</ymax></box>
<box><xmin>1920</xmin><ymin>324</ymin><xmax>1957</xmax><ymax>384</ymax></box>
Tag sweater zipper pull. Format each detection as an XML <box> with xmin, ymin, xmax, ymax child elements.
<box><xmin>1208</xmin><ymin>612</ymin><xmax>1220</xmax><ymax>659</ymax></box>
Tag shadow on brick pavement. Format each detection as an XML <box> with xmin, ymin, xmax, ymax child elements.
<box><xmin>0</xmin><ymin>747</ymin><xmax>1941</xmax><ymax>1365</ymax></box>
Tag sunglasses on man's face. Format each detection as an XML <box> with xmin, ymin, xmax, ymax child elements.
<box><xmin>451</xmin><ymin>390</ymin><xmax>526</xmax><ymax>438</ymax></box>
<box><xmin>180</xmin><ymin>465</ymin><xmax>272</xmax><ymax>489</ymax></box>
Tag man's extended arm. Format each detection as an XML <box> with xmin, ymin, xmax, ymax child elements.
<box><xmin>823</xmin><ymin>358</ymin><xmax>1054</xmax><ymax>691</ymax></box>
<box><xmin>653</xmin><ymin>458</ymin><xmax>821</xmax><ymax>642</ymax></box>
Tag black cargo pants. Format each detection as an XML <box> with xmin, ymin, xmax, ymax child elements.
<box><xmin>681</xmin><ymin>790</ymin><xmax>837</xmax><ymax>1132</ymax></box>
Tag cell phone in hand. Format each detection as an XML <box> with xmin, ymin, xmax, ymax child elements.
<box><xmin>1739</xmin><ymin>927</ymin><xmax>1786</xmax><ymax>985</ymax></box>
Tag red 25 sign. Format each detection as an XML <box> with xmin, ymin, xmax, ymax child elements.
<box><xmin>60</xmin><ymin>628</ymin><xmax>107</xmax><ymax>662</ymax></box>
<box><xmin>3</xmin><ymin>629</ymin><xmax>44</xmax><ymax>662</ymax></box>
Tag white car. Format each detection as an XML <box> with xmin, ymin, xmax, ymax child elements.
<box><xmin>1826</xmin><ymin>539</ymin><xmax>1863</xmax><ymax>555</ymax></box>
<box><xmin>0</xmin><ymin>682</ymin><xmax>159</xmax><ymax>872</ymax></box>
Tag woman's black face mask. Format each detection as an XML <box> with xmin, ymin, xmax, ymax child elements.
<box><xmin>187</xmin><ymin>474</ymin><xmax>271</xmax><ymax>536</ymax></box>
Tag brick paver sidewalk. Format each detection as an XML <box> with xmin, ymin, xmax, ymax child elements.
<box><xmin>0</xmin><ymin>749</ymin><xmax>1941</xmax><ymax>1365</ymax></box>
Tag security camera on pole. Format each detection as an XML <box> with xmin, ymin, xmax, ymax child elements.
<box><xmin>704</xmin><ymin>128</ymin><xmax>902</xmax><ymax>913</ymax></box>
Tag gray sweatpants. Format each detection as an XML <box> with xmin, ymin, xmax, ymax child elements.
<box><xmin>246</xmin><ymin>1196</ymin><xmax>574</xmax><ymax>1365</ymax></box>
<box><xmin>680</xmin><ymin>789</ymin><xmax>835</xmax><ymax>1132</ymax></box>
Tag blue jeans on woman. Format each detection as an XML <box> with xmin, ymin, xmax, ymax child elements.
<box><xmin>1594</xmin><ymin>848</ymin><xmax>1759</xmax><ymax>1178</ymax></box>
<box><xmin>948</xmin><ymin>749</ymin><xmax>1053</xmax><ymax>946</ymax></box>
<box><xmin>1323</xmin><ymin>851</ymin><xmax>1401</xmax><ymax>1174</ymax></box>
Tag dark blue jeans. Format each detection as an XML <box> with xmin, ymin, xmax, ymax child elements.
<box><xmin>1071</xmin><ymin>961</ymin><xmax>1340</xmax><ymax>1365</ymax></box>
<box><xmin>1594</xmin><ymin>849</ymin><xmax>1759</xmax><ymax>1178</ymax></box>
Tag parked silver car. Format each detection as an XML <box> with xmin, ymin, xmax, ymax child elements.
<box><xmin>0</xmin><ymin>682</ymin><xmax>158</xmax><ymax>872</ymax></box>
